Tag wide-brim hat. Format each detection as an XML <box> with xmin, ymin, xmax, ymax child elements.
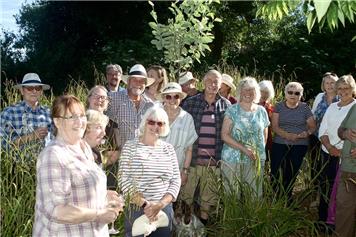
<box><xmin>222</xmin><ymin>73</ymin><xmax>236</xmax><ymax>91</ymax></box>
<box><xmin>14</xmin><ymin>73</ymin><xmax>50</xmax><ymax>90</ymax></box>
<box><xmin>156</xmin><ymin>82</ymin><xmax>187</xmax><ymax>101</ymax></box>
<box><xmin>132</xmin><ymin>211</ymin><xmax>169</xmax><ymax>236</ymax></box>
<box><xmin>122</xmin><ymin>64</ymin><xmax>155</xmax><ymax>87</ymax></box>
<box><xmin>178</xmin><ymin>71</ymin><xmax>197</xmax><ymax>85</ymax></box>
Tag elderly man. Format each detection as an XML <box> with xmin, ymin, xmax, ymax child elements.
<box><xmin>106</xmin><ymin>64</ymin><xmax>125</xmax><ymax>92</ymax></box>
<box><xmin>0</xmin><ymin>73</ymin><xmax>52</xmax><ymax>154</ymax></box>
<box><xmin>106</xmin><ymin>64</ymin><xmax>154</xmax><ymax>188</ymax></box>
<box><xmin>181</xmin><ymin>69</ymin><xmax>231</xmax><ymax>225</ymax></box>
<box><xmin>179</xmin><ymin>71</ymin><xmax>200</xmax><ymax>104</ymax></box>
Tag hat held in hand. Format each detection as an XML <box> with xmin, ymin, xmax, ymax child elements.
<box><xmin>132</xmin><ymin>211</ymin><xmax>169</xmax><ymax>237</ymax></box>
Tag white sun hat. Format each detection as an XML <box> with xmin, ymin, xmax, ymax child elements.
<box><xmin>132</xmin><ymin>211</ymin><xmax>169</xmax><ymax>237</ymax></box>
<box><xmin>122</xmin><ymin>64</ymin><xmax>155</xmax><ymax>87</ymax></box>
<box><xmin>156</xmin><ymin>82</ymin><xmax>187</xmax><ymax>101</ymax></box>
<box><xmin>178</xmin><ymin>71</ymin><xmax>197</xmax><ymax>85</ymax></box>
<box><xmin>221</xmin><ymin>73</ymin><xmax>236</xmax><ymax>91</ymax></box>
<box><xmin>14</xmin><ymin>73</ymin><xmax>50</xmax><ymax>90</ymax></box>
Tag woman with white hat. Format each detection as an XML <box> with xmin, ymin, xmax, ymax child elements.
<box><xmin>219</xmin><ymin>73</ymin><xmax>237</xmax><ymax>104</ymax></box>
<box><xmin>157</xmin><ymin>82</ymin><xmax>198</xmax><ymax>186</ymax></box>
<box><xmin>0</xmin><ymin>73</ymin><xmax>52</xmax><ymax>153</ymax></box>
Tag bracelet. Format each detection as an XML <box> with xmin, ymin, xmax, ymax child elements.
<box><xmin>183</xmin><ymin>167</ymin><xmax>190</xmax><ymax>174</ymax></box>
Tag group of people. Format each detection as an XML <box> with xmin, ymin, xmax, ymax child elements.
<box><xmin>1</xmin><ymin>65</ymin><xmax>355</xmax><ymax>237</ymax></box>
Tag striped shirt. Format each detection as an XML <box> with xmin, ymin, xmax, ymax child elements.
<box><xmin>273</xmin><ymin>101</ymin><xmax>313</xmax><ymax>145</ymax></box>
<box><xmin>106</xmin><ymin>91</ymin><xmax>153</xmax><ymax>149</ymax></box>
<box><xmin>197</xmin><ymin>104</ymin><xmax>216</xmax><ymax>165</ymax></box>
<box><xmin>161</xmin><ymin>108</ymin><xmax>198</xmax><ymax>170</ymax></box>
<box><xmin>118</xmin><ymin>139</ymin><xmax>181</xmax><ymax>202</ymax></box>
<box><xmin>0</xmin><ymin>100</ymin><xmax>52</xmax><ymax>151</ymax></box>
<box><xmin>33</xmin><ymin>138</ymin><xmax>108</xmax><ymax>237</ymax></box>
<box><xmin>182</xmin><ymin>93</ymin><xmax>231</xmax><ymax>165</ymax></box>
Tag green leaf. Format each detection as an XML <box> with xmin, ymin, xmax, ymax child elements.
<box><xmin>314</xmin><ymin>0</ymin><xmax>332</xmax><ymax>22</ymax></box>
<box><xmin>338</xmin><ymin>8</ymin><xmax>345</xmax><ymax>26</ymax></box>
<box><xmin>306</xmin><ymin>12</ymin><xmax>317</xmax><ymax>33</ymax></box>
<box><xmin>351</xmin><ymin>35</ymin><xmax>356</xmax><ymax>42</ymax></box>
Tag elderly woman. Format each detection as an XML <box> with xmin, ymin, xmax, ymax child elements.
<box><xmin>118</xmin><ymin>106</ymin><xmax>181</xmax><ymax>237</ymax></box>
<box><xmin>145</xmin><ymin>65</ymin><xmax>168</xmax><ymax>102</ymax></box>
<box><xmin>84</xmin><ymin>109</ymin><xmax>109</xmax><ymax>167</ymax></box>
<box><xmin>270</xmin><ymin>82</ymin><xmax>316</xmax><ymax>203</ymax></box>
<box><xmin>158</xmin><ymin>82</ymin><xmax>198</xmax><ymax>186</ymax></box>
<box><xmin>219</xmin><ymin>73</ymin><xmax>237</xmax><ymax>104</ymax></box>
<box><xmin>221</xmin><ymin>77</ymin><xmax>270</xmax><ymax>196</ymax></box>
<box><xmin>317</xmin><ymin>75</ymin><xmax>356</xmax><ymax>226</ymax></box>
<box><xmin>335</xmin><ymin>101</ymin><xmax>356</xmax><ymax>237</ymax></box>
<box><xmin>258</xmin><ymin>80</ymin><xmax>275</xmax><ymax>161</ymax></box>
<box><xmin>33</xmin><ymin>95</ymin><xmax>121</xmax><ymax>236</ymax></box>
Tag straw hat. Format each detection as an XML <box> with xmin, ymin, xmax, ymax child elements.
<box><xmin>14</xmin><ymin>73</ymin><xmax>50</xmax><ymax>90</ymax></box>
<box><xmin>221</xmin><ymin>73</ymin><xmax>236</xmax><ymax>91</ymax></box>
<box><xmin>122</xmin><ymin>64</ymin><xmax>155</xmax><ymax>87</ymax></box>
<box><xmin>132</xmin><ymin>211</ymin><xmax>169</xmax><ymax>236</ymax></box>
<box><xmin>178</xmin><ymin>71</ymin><xmax>197</xmax><ymax>85</ymax></box>
<box><xmin>156</xmin><ymin>82</ymin><xmax>187</xmax><ymax>101</ymax></box>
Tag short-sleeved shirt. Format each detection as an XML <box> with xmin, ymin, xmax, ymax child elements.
<box><xmin>106</xmin><ymin>91</ymin><xmax>153</xmax><ymax>149</ymax></box>
<box><xmin>318</xmin><ymin>100</ymin><xmax>356</xmax><ymax>153</ymax></box>
<box><xmin>118</xmin><ymin>138</ymin><xmax>181</xmax><ymax>201</ymax></box>
<box><xmin>161</xmin><ymin>108</ymin><xmax>198</xmax><ymax>170</ymax></box>
<box><xmin>0</xmin><ymin>100</ymin><xmax>52</xmax><ymax>152</ymax></box>
<box><xmin>273</xmin><ymin>101</ymin><xmax>313</xmax><ymax>146</ymax></box>
<box><xmin>33</xmin><ymin>138</ymin><xmax>108</xmax><ymax>237</ymax></box>
<box><xmin>339</xmin><ymin>103</ymin><xmax>356</xmax><ymax>173</ymax></box>
<box><xmin>222</xmin><ymin>104</ymin><xmax>270</xmax><ymax>164</ymax></box>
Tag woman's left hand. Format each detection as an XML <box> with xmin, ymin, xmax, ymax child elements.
<box><xmin>144</xmin><ymin>201</ymin><xmax>164</xmax><ymax>222</ymax></box>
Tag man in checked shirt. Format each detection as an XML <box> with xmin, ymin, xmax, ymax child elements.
<box><xmin>106</xmin><ymin>64</ymin><xmax>155</xmax><ymax>189</ymax></box>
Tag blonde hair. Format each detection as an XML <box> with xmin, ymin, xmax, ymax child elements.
<box><xmin>336</xmin><ymin>74</ymin><xmax>356</xmax><ymax>97</ymax></box>
<box><xmin>236</xmin><ymin>76</ymin><xmax>261</xmax><ymax>103</ymax></box>
<box><xmin>321</xmin><ymin>72</ymin><xmax>338</xmax><ymax>91</ymax></box>
<box><xmin>138</xmin><ymin>106</ymin><xmax>170</xmax><ymax>137</ymax></box>
<box><xmin>86</xmin><ymin>109</ymin><xmax>109</xmax><ymax>129</ymax></box>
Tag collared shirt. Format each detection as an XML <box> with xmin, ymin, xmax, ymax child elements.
<box><xmin>0</xmin><ymin>100</ymin><xmax>52</xmax><ymax>152</ymax></box>
<box><xmin>182</xmin><ymin>92</ymin><xmax>231</xmax><ymax>165</ymax></box>
<box><xmin>33</xmin><ymin>138</ymin><xmax>108</xmax><ymax>237</ymax></box>
<box><xmin>106</xmin><ymin>91</ymin><xmax>153</xmax><ymax>149</ymax></box>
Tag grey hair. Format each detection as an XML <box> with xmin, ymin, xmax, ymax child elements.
<box><xmin>86</xmin><ymin>85</ymin><xmax>108</xmax><ymax>109</ymax></box>
<box><xmin>236</xmin><ymin>76</ymin><xmax>261</xmax><ymax>103</ymax></box>
<box><xmin>336</xmin><ymin>74</ymin><xmax>356</xmax><ymax>97</ymax></box>
<box><xmin>285</xmin><ymin>82</ymin><xmax>304</xmax><ymax>95</ymax></box>
<box><xmin>138</xmin><ymin>105</ymin><xmax>170</xmax><ymax>137</ymax></box>
<box><xmin>258</xmin><ymin>80</ymin><xmax>275</xmax><ymax>102</ymax></box>
<box><xmin>321</xmin><ymin>72</ymin><xmax>338</xmax><ymax>92</ymax></box>
<box><xmin>106</xmin><ymin>64</ymin><xmax>122</xmax><ymax>74</ymax></box>
<box><xmin>203</xmin><ymin>70</ymin><xmax>222</xmax><ymax>81</ymax></box>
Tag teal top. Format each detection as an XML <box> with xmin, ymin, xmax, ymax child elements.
<box><xmin>221</xmin><ymin>104</ymin><xmax>270</xmax><ymax>164</ymax></box>
<box><xmin>340</xmin><ymin>103</ymin><xmax>356</xmax><ymax>173</ymax></box>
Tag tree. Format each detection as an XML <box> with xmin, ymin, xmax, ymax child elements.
<box><xmin>148</xmin><ymin>0</ymin><xmax>221</xmax><ymax>80</ymax></box>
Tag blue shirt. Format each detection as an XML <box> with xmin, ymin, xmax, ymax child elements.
<box><xmin>0</xmin><ymin>101</ymin><xmax>53</xmax><ymax>152</ymax></box>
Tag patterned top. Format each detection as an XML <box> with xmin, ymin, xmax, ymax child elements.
<box><xmin>319</xmin><ymin>100</ymin><xmax>356</xmax><ymax>153</ymax></box>
<box><xmin>258</xmin><ymin>101</ymin><xmax>274</xmax><ymax>150</ymax></box>
<box><xmin>118</xmin><ymin>139</ymin><xmax>181</xmax><ymax>201</ymax></box>
<box><xmin>339</xmin><ymin>103</ymin><xmax>356</xmax><ymax>173</ymax></box>
<box><xmin>273</xmin><ymin>101</ymin><xmax>313</xmax><ymax>146</ymax></box>
<box><xmin>182</xmin><ymin>93</ymin><xmax>231</xmax><ymax>165</ymax></box>
<box><xmin>312</xmin><ymin>92</ymin><xmax>339</xmax><ymax>136</ymax></box>
<box><xmin>33</xmin><ymin>138</ymin><xmax>108</xmax><ymax>237</ymax></box>
<box><xmin>161</xmin><ymin>108</ymin><xmax>198</xmax><ymax>170</ymax></box>
<box><xmin>0</xmin><ymin>101</ymin><xmax>52</xmax><ymax>152</ymax></box>
<box><xmin>106</xmin><ymin>91</ymin><xmax>153</xmax><ymax>149</ymax></box>
<box><xmin>222</xmin><ymin>104</ymin><xmax>270</xmax><ymax>164</ymax></box>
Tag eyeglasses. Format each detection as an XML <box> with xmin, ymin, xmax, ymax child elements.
<box><xmin>24</xmin><ymin>86</ymin><xmax>42</xmax><ymax>91</ymax></box>
<box><xmin>287</xmin><ymin>91</ymin><xmax>301</xmax><ymax>96</ymax></box>
<box><xmin>165</xmin><ymin>94</ymin><xmax>180</xmax><ymax>100</ymax></box>
<box><xmin>58</xmin><ymin>114</ymin><xmax>87</xmax><ymax>121</ymax></box>
<box><xmin>147</xmin><ymin>119</ymin><xmax>165</xmax><ymax>127</ymax></box>
<box><xmin>92</xmin><ymin>93</ymin><xmax>108</xmax><ymax>101</ymax></box>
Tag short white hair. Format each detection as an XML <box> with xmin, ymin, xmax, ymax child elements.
<box><xmin>86</xmin><ymin>109</ymin><xmax>109</xmax><ymax>128</ymax></box>
<box><xmin>138</xmin><ymin>106</ymin><xmax>170</xmax><ymax>137</ymax></box>
<box><xmin>285</xmin><ymin>82</ymin><xmax>304</xmax><ymax>95</ymax></box>
<box><xmin>258</xmin><ymin>80</ymin><xmax>275</xmax><ymax>102</ymax></box>
<box><xmin>236</xmin><ymin>76</ymin><xmax>261</xmax><ymax>103</ymax></box>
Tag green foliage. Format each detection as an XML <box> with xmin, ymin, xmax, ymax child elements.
<box><xmin>149</xmin><ymin>0</ymin><xmax>221</xmax><ymax>80</ymax></box>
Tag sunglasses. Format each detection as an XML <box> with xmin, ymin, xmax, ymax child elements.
<box><xmin>147</xmin><ymin>119</ymin><xmax>165</xmax><ymax>127</ymax></box>
<box><xmin>24</xmin><ymin>86</ymin><xmax>42</xmax><ymax>91</ymax></box>
<box><xmin>165</xmin><ymin>94</ymin><xmax>180</xmax><ymax>100</ymax></box>
<box><xmin>287</xmin><ymin>91</ymin><xmax>301</xmax><ymax>96</ymax></box>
